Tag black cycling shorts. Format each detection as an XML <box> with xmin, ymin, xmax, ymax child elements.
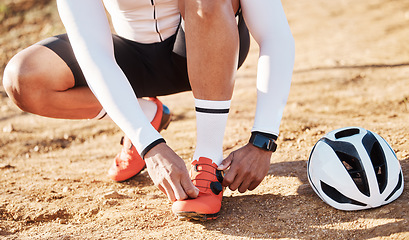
<box><xmin>36</xmin><ymin>14</ymin><xmax>250</xmax><ymax>98</ymax></box>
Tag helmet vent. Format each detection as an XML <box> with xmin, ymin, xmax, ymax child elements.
<box><xmin>335</xmin><ymin>128</ymin><xmax>360</xmax><ymax>139</ymax></box>
<box><xmin>362</xmin><ymin>132</ymin><xmax>388</xmax><ymax>193</ymax></box>
<box><xmin>336</xmin><ymin>151</ymin><xmax>370</xmax><ymax>197</ymax></box>
<box><xmin>370</xmin><ymin>142</ymin><xmax>387</xmax><ymax>193</ymax></box>
<box><xmin>385</xmin><ymin>171</ymin><xmax>403</xmax><ymax>202</ymax></box>
<box><xmin>321</xmin><ymin>181</ymin><xmax>367</xmax><ymax>206</ymax></box>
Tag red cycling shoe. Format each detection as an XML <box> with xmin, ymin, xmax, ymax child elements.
<box><xmin>108</xmin><ymin>98</ymin><xmax>171</xmax><ymax>182</ymax></box>
<box><xmin>172</xmin><ymin>157</ymin><xmax>224</xmax><ymax>221</ymax></box>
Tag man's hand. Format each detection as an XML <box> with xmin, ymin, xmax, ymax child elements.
<box><xmin>144</xmin><ymin>143</ymin><xmax>199</xmax><ymax>201</ymax></box>
<box><xmin>217</xmin><ymin>143</ymin><xmax>272</xmax><ymax>193</ymax></box>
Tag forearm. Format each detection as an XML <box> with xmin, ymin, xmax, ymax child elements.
<box><xmin>57</xmin><ymin>0</ymin><xmax>162</xmax><ymax>153</ymax></box>
<box><xmin>241</xmin><ymin>0</ymin><xmax>295</xmax><ymax>136</ymax></box>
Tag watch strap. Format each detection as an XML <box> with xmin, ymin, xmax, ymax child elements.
<box><xmin>249</xmin><ymin>132</ymin><xmax>277</xmax><ymax>152</ymax></box>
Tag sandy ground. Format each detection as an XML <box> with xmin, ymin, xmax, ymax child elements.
<box><xmin>1</xmin><ymin>0</ymin><xmax>409</xmax><ymax>239</ymax></box>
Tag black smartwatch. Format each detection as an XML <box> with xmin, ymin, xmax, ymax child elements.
<box><xmin>249</xmin><ymin>132</ymin><xmax>278</xmax><ymax>152</ymax></box>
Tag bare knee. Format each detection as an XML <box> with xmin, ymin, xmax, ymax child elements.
<box><xmin>3</xmin><ymin>46</ymin><xmax>51</xmax><ymax>113</ymax></box>
<box><xmin>3</xmin><ymin>52</ymin><xmax>31</xmax><ymax>112</ymax></box>
<box><xmin>202</xmin><ymin>0</ymin><xmax>236</xmax><ymax>16</ymax></box>
<box><xmin>180</xmin><ymin>0</ymin><xmax>239</xmax><ymax>18</ymax></box>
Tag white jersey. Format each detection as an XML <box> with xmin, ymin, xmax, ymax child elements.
<box><xmin>103</xmin><ymin>0</ymin><xmax>180</xmax><ymax>43</ymax></box>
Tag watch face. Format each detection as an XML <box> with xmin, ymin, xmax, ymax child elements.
<box><xmin>253</xmin><ymin>134</ymin><xmax>277</xmax><ymax>151</ymax></box>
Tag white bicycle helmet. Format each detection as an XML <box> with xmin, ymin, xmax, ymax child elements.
<box><xmin>307</xmin><ymin>127</ymin><xmax>403</xmax><ymax>210</ymax></box>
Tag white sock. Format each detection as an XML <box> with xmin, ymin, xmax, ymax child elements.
<box><xmin>92</xmin><ymin>98</ymin><xmax>157</xmax><ymax>122</ymax></box>
<box><xmin>193</xmin><ymin>99</ymin><xmax>231</xmax><ymax>166</ymax></box>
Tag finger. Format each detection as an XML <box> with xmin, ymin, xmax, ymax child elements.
<box><xmin>181</xmin><ymin>176</ymin><xmax>199</xmax><ymax>199</ymax></box>
<box><xmin>169</xmin><ymin>180</ymin><xmax>188</xmax><ymax>200</ymax></box>
<box><xmin>229</xmin><ymin>173</ymin><xmax>245</xmax><ymax>191</ymax></box>
<box><xmin>217</xmin><ymin>153</ymin><xmax>233</xmax><ymax>170</ymax></box>
<box><xmin>160</xmin><ymin>181</ymin><xmax>176</xmax><ymax>202</ymax></box>
<box><xmin>248</xmin><ymin>180</ymin><xmax>262</xmax><ymax>191</ymax></box>
<box><xmin>238</xmin><ymin>178</ymin><xmax>253</xmax><ymax>193</ymax></box>
<box><xmin>222</xmin><ymin>167</ymin><xmax>238</xmax><ymax>187</ymax></box>
<box><xmin>157</xmin><ymin>184</ymin><xmax>167</xmax><ymax>196</ymax></box>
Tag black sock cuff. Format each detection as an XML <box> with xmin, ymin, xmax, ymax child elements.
<box><xmin>195</xmin><ymin>107</ymin><xmax>230</xmax><ymax>114</ymax></box>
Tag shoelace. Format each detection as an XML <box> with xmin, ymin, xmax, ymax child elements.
<box><xmin>193</xmin><ymin>163</ymin><xmax>224</xmax><ymax>195</ymax></box>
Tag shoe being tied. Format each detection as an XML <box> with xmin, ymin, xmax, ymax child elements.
<box><xmin>108</xmin><ymin>98</ymin><xmax>171</xmax><ymax>182</ymax></box>
<box><xmin>172</xmin><ymin>157</ymin><xmax>224</xmax><ymax>221</ymax></box>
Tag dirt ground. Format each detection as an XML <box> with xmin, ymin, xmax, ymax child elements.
<box><xmin>1</xmin><ymin>0</ymin><xmax>409</xmax><ymax>239</ymax></box>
